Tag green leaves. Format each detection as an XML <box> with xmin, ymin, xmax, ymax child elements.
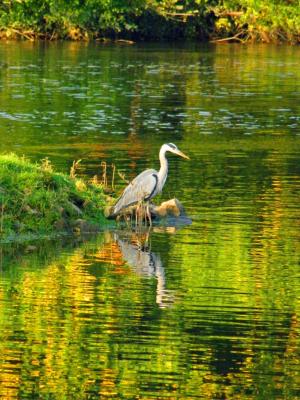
<box><xmin>0</xmin><ymin>0</ymin><xmax>299</xmax><ymax>42</ymax></box>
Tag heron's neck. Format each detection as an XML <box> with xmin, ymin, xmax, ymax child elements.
<box><xmin>157</xmin><ymin>147</ymin><xmax>168</xmax><ymax>191</ymax></box>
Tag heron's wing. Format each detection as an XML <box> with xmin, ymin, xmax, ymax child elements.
<box><xmin>113</xmin><ymin>169</ymin><xmax>158</xmax><ymax>215</ymax></box>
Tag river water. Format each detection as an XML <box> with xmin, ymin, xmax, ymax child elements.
<box><xmin>0</xmin><ymin>42</ymin><xmax>299</xmax><ymax>399</ymax></box>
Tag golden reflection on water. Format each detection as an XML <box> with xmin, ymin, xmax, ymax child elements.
<box><xmin>0</xmin><ymin>220</ymin><xmax>299</xmax><ymax>399</ymax></box>
<box><xmin>0</xmin><ymin>41</ymin><xmax>300</xmax><ymax>399</ymax></box>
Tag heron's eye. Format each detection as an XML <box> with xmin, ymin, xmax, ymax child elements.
<box><xmin>167</xmin><ymin>143</ymin><xmax>176</xmax><ymax>150</ymax></box>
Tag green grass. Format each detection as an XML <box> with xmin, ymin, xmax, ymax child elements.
<box><xmin>0</xmin><ymin>153</ymin><xmax>110</xmax><ymax>239</ymax></box>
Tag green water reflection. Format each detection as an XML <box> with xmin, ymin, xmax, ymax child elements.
<box><xmin>0</xmin><ymin>227</ymin><xmax>299</xmax><ymax>399</ymax></box>
<box><xmin>0</xmin><ymin>42</ymin><xmax>300</xmax><ymax>167</ymax></box>
<box><xmin>0</xmin><ymin>42</ymin><xmax>300</xmax><ymax>399</ymax></box>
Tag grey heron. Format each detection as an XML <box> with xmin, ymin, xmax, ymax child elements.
<box><xmin>110</xmin><ymin>143</ymin><xmax>189</xmax><ymax>219</ymax></box>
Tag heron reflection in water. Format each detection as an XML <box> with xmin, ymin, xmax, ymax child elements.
<box><xmin>110</xmin><ymin>143</ymin><xmax>189</xmax><ymax>223</ymax></box>
<box><xmin>113</xmin><ymin>230</ymin><xmax>175</xmax><ymax>308</ymax></box>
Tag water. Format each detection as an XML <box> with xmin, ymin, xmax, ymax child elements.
<box><xmin>0</xmin><ymin>42</ymin><xmax>300</xmax><ymax>399</ymax></box>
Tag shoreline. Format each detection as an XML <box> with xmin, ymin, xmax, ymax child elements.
<box><xmin>0</xmin><ymin>34</ymin><xmax>299</xmax><ymax>46</ymax></box>
<box><xmin>0</xmin><ymin>154</ymin><xmax>113</xmax><ymax>240</ymax></box>
<box><xmin>1</xmin><ymin>1</ymin><xmax>299</xmax><ymax>46</ymax></box>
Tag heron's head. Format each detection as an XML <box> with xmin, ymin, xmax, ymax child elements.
<box><xmin>164</xmin><ymin>143</ymin><xmax>190</xmax><ymax>160</ymax></box>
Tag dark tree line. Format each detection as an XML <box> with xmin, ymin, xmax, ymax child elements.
<box><xmin>0</xmin><ymin>0</ymin><xmax>299</xmax><ymax>43</ymax></box>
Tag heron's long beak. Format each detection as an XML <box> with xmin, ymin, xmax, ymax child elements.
<box><xmin>176</xmin><ymin>150</ymin><xmax>190</xmax><ymax>160</ymax></box>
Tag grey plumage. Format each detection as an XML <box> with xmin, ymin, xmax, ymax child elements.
<box><xmin>111</xmin><ymin>143</ymin><xmax>189</xmax><ymax>217</ymax></box>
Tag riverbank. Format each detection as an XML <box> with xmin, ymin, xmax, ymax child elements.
<box><xmin>0</xmin><ymin>1</ymin><xmax>299</xmax><ymax>44</ymax></box>
<box><xmin>0</xmin><ymin>154</ymin><xmax>111</xmax><ymax>239</ymax></box>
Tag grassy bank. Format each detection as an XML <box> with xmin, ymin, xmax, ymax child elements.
<box><xmin>0</xmin><ymin>154</ymin><xmax>110</xmax><ymax>239</ymax></box>
<box><xmin>0</xmin><ymin>0</ymin><xmax>299</xmax><ymax>44</ymax></box>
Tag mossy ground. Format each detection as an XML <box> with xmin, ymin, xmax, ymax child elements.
<box><xmin>0</xmin><ymin>154</ymin><xmax>111</xmax><ymax>239</ymax></box>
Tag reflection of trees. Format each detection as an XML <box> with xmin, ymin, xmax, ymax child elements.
<box><xmin>167</xmin><ymin>145</ymin><xmax>300</xmax><ymax>399</ymax></box>
<box><xmin>0</xmin><ymin>40</ymin><xmax>299</xmax><ymax>396</ymax></box>
<box><xmin>0</xmin><ymin>232</ymin><xmax>175</xmax><ymax>398</ymax></box>
<box><xmin>0</xmin><ymin>210</ymin><xmax>299</xmax><ymax>398</ymax></box>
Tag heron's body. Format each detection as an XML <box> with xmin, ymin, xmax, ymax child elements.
<box><xmin>111</xmin><ymin>143</ymin><xmax>189</xmax><ymax>217</ymax></box>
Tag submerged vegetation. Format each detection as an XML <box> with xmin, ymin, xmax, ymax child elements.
<box><xmin>0</xmin><ymin>0</ymin><xmax>299</xmax><ymax>43</ymax></box>
<box><xmin>0</xmin><ymin>154</ymin><xmax>109</xmax><ymax>239</ymax></box>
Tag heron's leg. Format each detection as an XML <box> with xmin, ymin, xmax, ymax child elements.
<box><xmin>135</xmin><ymin>205</ymin><xmax>138</xmax><ymax>226</ymax></box>
<box><xmin>143</xmin><ymin>202</ymin><xmax>148</xmax><ymax>227</ymax></box>
<box><xmin>135</xmin><ymin>201</ymin><xmax>140</xmax><ymax>227</ymax></box>
<box><xmin>144</xmin><ymin>203</ymin><xmax>147</xmax><ymax>226</ymax></box>
<box><xmin>146</xmin><ymin>202</ymin><xmax>152</xmax><ymax>227</ymax></box>
<box><xmin>136</xmin><ymin>200</ymin><xmax>143</xmax><ymax>228</ymax></box>
<box><xmin>140</xmin><ymin>202</ymin><xmax>144</xmax><ymax>227</ymax></box>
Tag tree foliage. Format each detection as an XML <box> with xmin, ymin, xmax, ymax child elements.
<box><xmin>0</xmin><ymin>0</ymin><xmax>299</xmax><ymax>42</ymax></box>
